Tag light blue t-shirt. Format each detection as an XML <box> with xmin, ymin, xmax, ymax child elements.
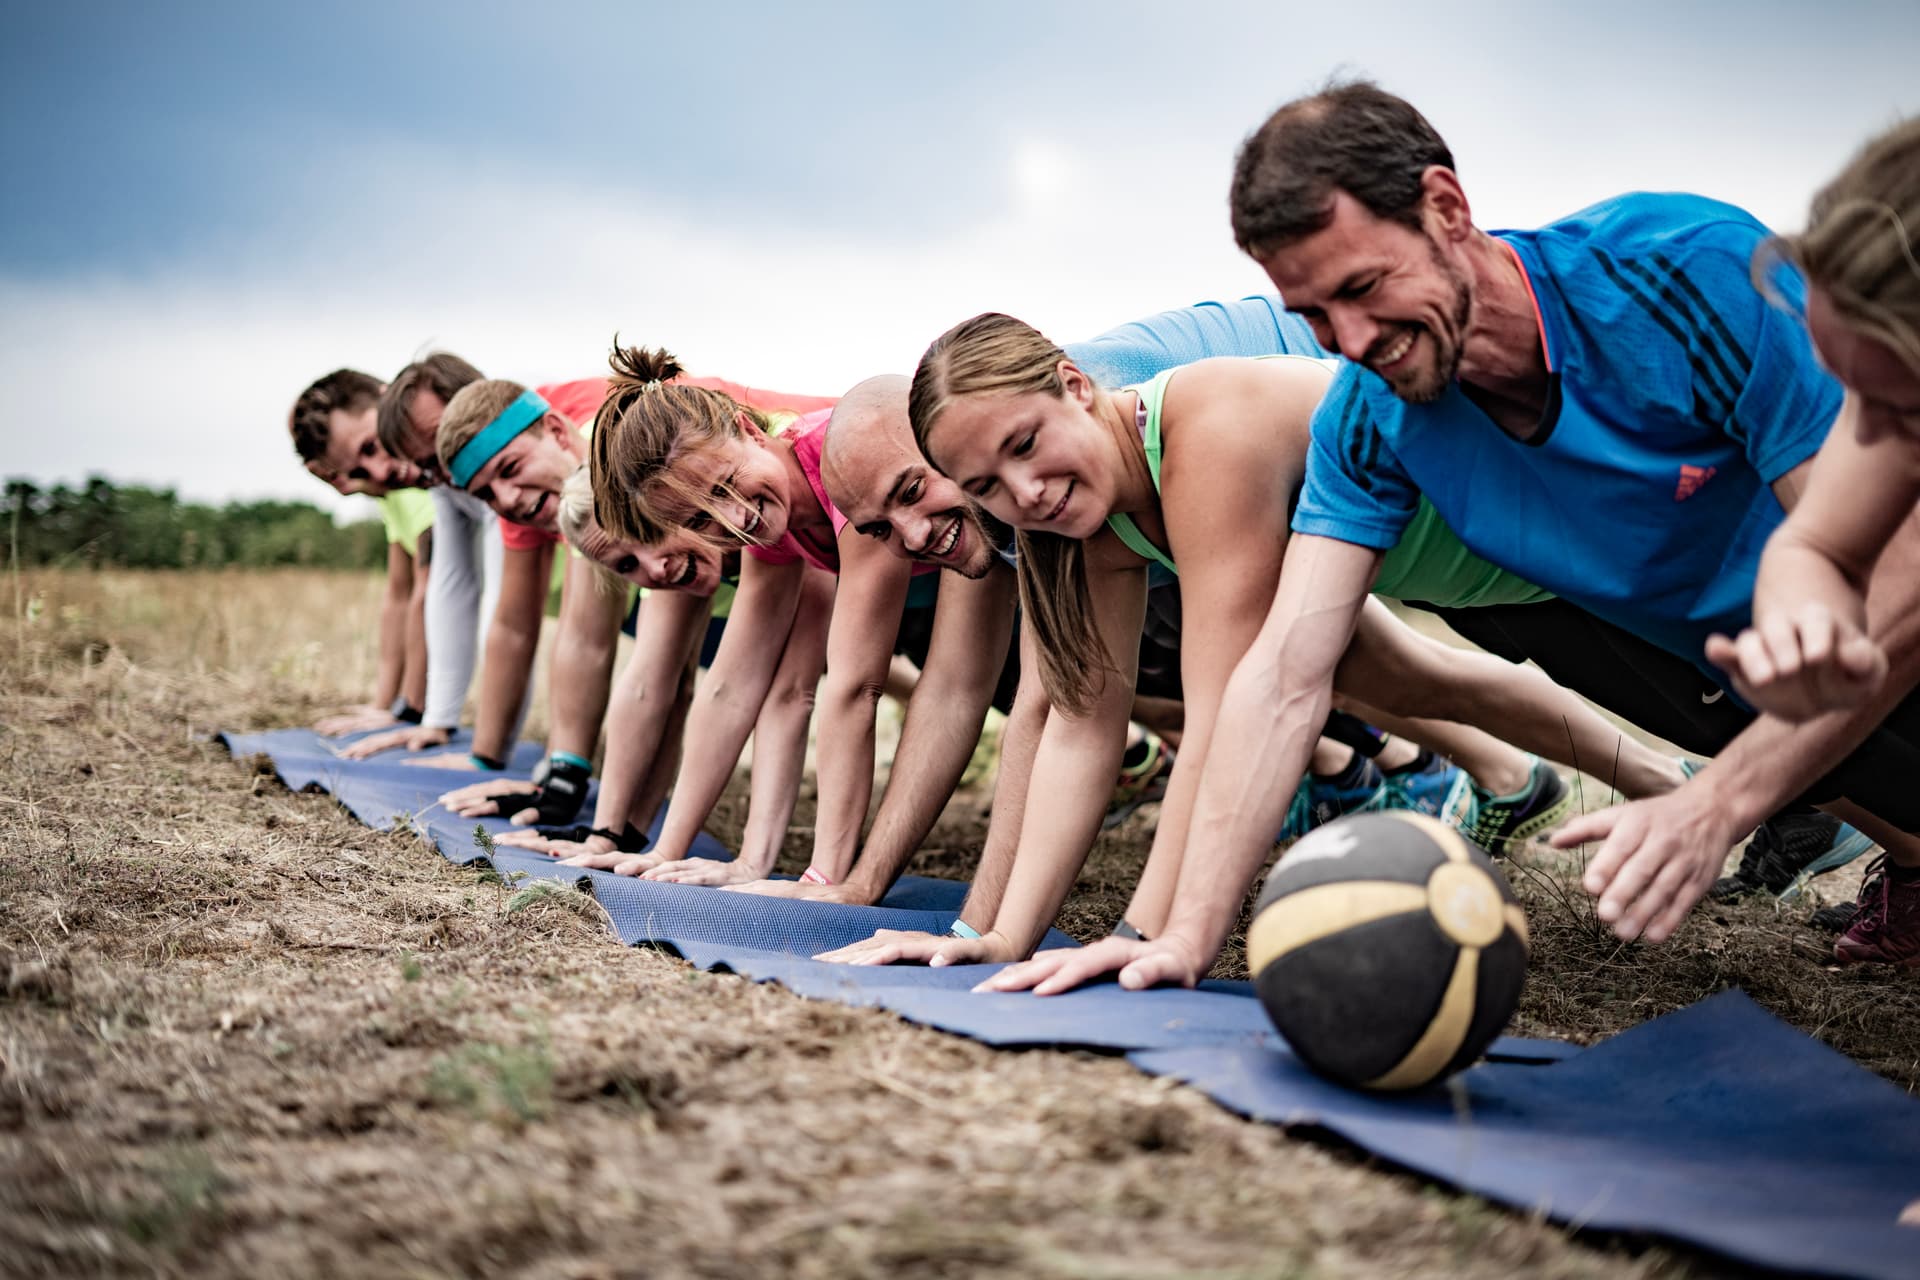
<box><xmin>995</xmin><ymin>296</ymin><xmax>1327</xmax><ymax>579</ymax></box>
<box><xmin>1292</xmin><ymin>192</ymin><xmax>1843</xmax><ymax>681</ymax></box>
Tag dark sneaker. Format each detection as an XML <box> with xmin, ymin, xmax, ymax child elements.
<box><xmin>1378</xmin><ymin>752</ymin><xmax>1461</xmax><ymax>819</ymax></box>
<box><xmin>1708</xmin><ymin>811</ymin><xmax>1875</xmax><ymax>903</ymax></box>
<box><xmin>1444</xmin><ymin>755</ymin><xmax>1573</xmax><ymax>857</ymax></box>
<box><xmin>1808</xmin><ymin>899</ymin><xmax>1862</xmax><ymax>934</ymax></box>
<box><xmin>1834</xmin><ymin>857</ymin><xmax>1920</xmax><ymax>967</ymax></box>
<box><xmin>1278</xmin><ymin>757</ymin><xmax>1386</xmax><ymax>841</ymax></box>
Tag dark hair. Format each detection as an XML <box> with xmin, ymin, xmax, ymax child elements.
<box><xmin>1230</xmin><ymin>80</ymin><xmax>1455</xmax><ymax>257</ymax></box>
<box><xmin>288</xmin><ymin>368</ymin><xmax>384</xmax><ymax>463</ymax></box>
<box><xmin>376</xmin><ymin>351</ymin><xmax>485</xmax><ymax>457</ymax></box>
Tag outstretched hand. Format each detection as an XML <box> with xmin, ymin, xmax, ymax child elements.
<box><xmin>438</xmin><ymin>778</ymin><xmax>541</xmax><ymax>822</ymax></box>
<box><xmin>558</xmin><ymin>849</ymin><xmax>665</xmax><ymax>877</ymax></box>
<box><xmin>724</xmin><ymin>878</ymin><xmax>866</xmax><ymax>904</ymax></box>
<box><xmin>971</xmin><ymin>934</ymin><xmax>1209</xmax><ymax>995</ymax></box>
<box><xmin>337</xmin><ymin>725</ymin><xmax>450</xmax><ymax>760</ymax></box>
<box><xmin>403</xmin><ymin>751</ymin><xmax>482</xmax><ymax>771</ymax></box>
<box><xmin>315</xmin><ymin>705</ymin><xmax>397</xmax><ymax>737</ymax></box>
<box><xmin>494</xmin><ymin>829</ymin><xmax>611</xmax><ymax>858</ymax></box>
<box><xmin>1550</xmin><ymin>784</ymin><xmax>1741</xmax><ymax>943</ymax></box>
<box><xmin>643</xmin><ymin>859</ymin><xmax>767</xmax><ymax>887</ymax></box>
<box><xmin>813</xmin><ymin>929</ymin><xmax>1012</xmax><ymax>967</ymax></box>
<box><xmin>1704</xmin><ymin>603</ymin><xmax>1886</xmax><ymax>722</ymax></box>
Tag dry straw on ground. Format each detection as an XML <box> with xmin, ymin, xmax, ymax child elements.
<box><xmin>1</xmin><ymin>568</ymin><xmax>1912</xmax><ymax>1278</ymax></box>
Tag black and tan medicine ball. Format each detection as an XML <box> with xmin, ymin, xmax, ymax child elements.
<box><xmin>1249</xmin><ymin>810</ymin><xmax>1529</xmax><ymax>1091</ymax></box>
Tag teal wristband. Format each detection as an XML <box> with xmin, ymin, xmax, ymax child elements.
<box><xmin>549</xmin><ymin>750</ymin><xmax>593</xmax><ymax>772</ymax></box>
<box><xmin>468</xmin><ymin>752</ymin><xmax>505</xmax><ymax>772</ymax></box>
<box><xmin>948</xmin><ymin>919</ymin><xmax>982</xmax><ymax>940</ymax></box>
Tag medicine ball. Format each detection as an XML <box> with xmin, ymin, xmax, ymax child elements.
<box><xmin>1249</xmin><ymin>810</ymin><xmax>1528</xmax><ymax>1090</ymax></box>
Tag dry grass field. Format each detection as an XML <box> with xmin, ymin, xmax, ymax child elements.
<box><xmin>1</xmin><ymin>567</ymin><xmax>1914</xmax><ymax>1279</ymax></box>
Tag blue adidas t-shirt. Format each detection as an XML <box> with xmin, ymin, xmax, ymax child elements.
<box><xmin>1291</xmin><ymin>192</ymin><xmax>1842</xmax><ymax>680</ymax></box>
<box><xmin>995</xmin><ymin>296</ymin><xmax>1328</xmax><ymax>576</ymax></box>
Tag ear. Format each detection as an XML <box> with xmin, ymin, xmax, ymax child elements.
<box><xmin>735</xmin><ymin>408</ymin><xmax>770</xmax><ymax>446</ymax></box>
<box><xmin>543</xmin><ymin>413</ymin><xmax>574</xmax><ymax>447</ymax></box>
<box><xmin>1058</xmin><ymin>359</ymin><xmax>1096</xmax><ymax>410</ymax></box>
<box><xmin>1419</xmin><ymin>166</ymin><xmax>1474</xmax><ymax>244</ymax></box>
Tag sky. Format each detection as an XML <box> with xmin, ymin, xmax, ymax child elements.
<box><xmin>2</xmin><ymin>0</ymin><xmax>1916</xmax><ymax>521</ymax></box>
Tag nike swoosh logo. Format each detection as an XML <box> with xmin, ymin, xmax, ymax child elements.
<box><xmin>1701</xmin><ymin>688</ymin><xmax>1726</xmax><ymax>704</ymax></box>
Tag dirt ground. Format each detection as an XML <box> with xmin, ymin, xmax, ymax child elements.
<box><xmin>2</xmin><ymin>569</ymin><xmax>1915</xmax><ymax>1279</ymax></box>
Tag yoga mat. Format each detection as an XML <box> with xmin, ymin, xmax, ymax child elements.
<box><xmin>1131</xmin><ymin>991</ymin><xmax>1920</xmax><ymax>1280</ymax></box>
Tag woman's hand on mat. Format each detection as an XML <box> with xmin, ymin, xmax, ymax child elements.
<box><xmin>814</xmin><ymin>929</ymin><xmax>1015</xmax><ymax>967</ymax></box>
<box><xmin>723</xmin><ymin>879</ymin><xmax>866</xmax><ymax>905</ymax></box>
<box><xmin>1551</xmin><ymin>785</ymin><xmax>1740</xmax><ymax>944</ymax></box>
<box><xmin>642</xmin><ymin>860</ymin><xmax>766</xmax><ymax>886</ymax></box>
<box><xmin>976</xmin><ymin>935</ymin><xmax>1206</xmax><ymax>995</ymax></box>
<box><xmin>314</xmin><ymin>705</ymin><xmax>397</xmax><ymax>737</ymax></box>
<box><xmin>403</xmin><ymin>752</ymin><xmax>482</xmax><ymax>770</ymax></box>
<box><xmin>558</xmin><ymin>849</ymin><xmax>663</xmax><ymax>876</ymax></box>
<box><xmin>1704</xmin><ymin>608</ymin><xmax>1886</xmax><ymax>723</ymax></box>
<box><xmin>495</xmin><ymin>829</ymin><xmax>612</xmax><ymax>858</ymax></box>
<box><xmin>337</xmin><ymin>725</ymin><xmax>449</xmax><ymax>759</ymax></box>
<box><xmin>439</xmin><ymin>778</ymin><xmax>540</xmax><ymax>821</ymax></box>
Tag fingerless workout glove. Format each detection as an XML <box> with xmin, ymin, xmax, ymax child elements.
<box><xmin>525</xmin><ymin>752</ymin><xmax>592</xmax><ymax>824</ymax></box>
<box><xmin>532</xmin><ymin>822</ymin><xmax>650</xmax><ymax>853</ymax></box>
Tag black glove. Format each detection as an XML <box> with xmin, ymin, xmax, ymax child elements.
<box><xmin>524</xmin><ymin>754</ymin><xmax>592</xmax><ymax>824</ymax></box>
<box><xmin>533</xmin><ymin>822</ymin><xmax>650</xmax><ymax>853</ymax></box>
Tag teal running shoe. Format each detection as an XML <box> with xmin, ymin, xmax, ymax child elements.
<box><xmin>1440</xmin><ymin>754</ymin><xmax>1573</xmax><ymax>857</ymax></box>
<box><xmin>1278</xmin><ymin>757</ymin><xmax>1387</xmax><ymax>841</ymax></box>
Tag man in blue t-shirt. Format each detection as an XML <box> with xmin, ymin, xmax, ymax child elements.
<box><xmin>1074</xmin><ymin>82</ymin><xmax>1920</xmax><ymax>992</ymax></box>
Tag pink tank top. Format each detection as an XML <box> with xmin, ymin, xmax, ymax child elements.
<box><xmin>746</xmin><ymin>410</ymin><xmax>937</xmax><ymax>578</ymax></box>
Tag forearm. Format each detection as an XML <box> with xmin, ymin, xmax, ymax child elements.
<box><xmin>422</xmin><ymin>537</ymin><xmax>481</xmax><ymax>729</ymax></box>
<box><xmin>653</xmin><ymin>675</ymin><xmax>767</xmax><ymax>861</ymax></box>
<box><xmin>807</xmin><ymin>680</ymin><xmax>883</xmax><ymax>882</ymax></box>
<box><xmin>738</xmin><ymin>692</ymin><xmax>813</xmax><ymax>874</ymax></box>
<box><xmin>374</xmin><ymin>581</ymin><xmax>408</xmax><ymax>707</ymax></box>
<box><xmin>470</xmin><ymin>620</ymin><xmax>539</xmax><ymax>762</ymax></box>
<box><xmin>844</xmin><ymin>672</ymin><xmax>995</xmax><ymax>904</ymax></box>
<box><xmin>591</xmin><ymin>663</ymin><xmax>683</xmax><ymax>831</ymax></box>
<box><xmin>546</xmin><ymin>622</ymin><xmax>616</xmax><ymax>761</ymax></box>
<box><xmin>954</xmin><ymin>677</ymin><xmax>1045</xmax><ymax>931</ymax></box>
<box><xmin>1753</xmin><ymin>538</ymin><xmax>1870</xmax><ymax>632</ymax></box>
<box><xmin>402</xmin><ymin>568</ymin><xmax>429</xmax><ymax>710</ymax></box>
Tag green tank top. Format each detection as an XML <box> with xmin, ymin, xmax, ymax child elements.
<box><xmin>1104</xmin><ymin>361</ymin><xmax>1552</xmax><ymax>609</ymax></box>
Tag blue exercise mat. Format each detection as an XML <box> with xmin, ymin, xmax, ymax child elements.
<box><xmin>1132</xmin><ymin>990</ymin><xmax>1920</xmax><ymax>1280</ymax></box>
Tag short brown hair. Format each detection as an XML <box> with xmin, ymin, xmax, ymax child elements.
<box><xmin>289</xmin><ymin>368</ymin><xmax>384</xmax><ymax>463</ymax></box>
<box><xmin>1230</xmin><ymin>80</ymin><xmax>1454</xmax><ymax>258</ymax></box>
<box><xmin>377</xmin><ymin>351</ymin><xmax>485</xmax><ymax>458</ymax></box>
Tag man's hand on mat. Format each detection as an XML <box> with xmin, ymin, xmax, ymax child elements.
<box><xmin>815</xmin><ymin>929</ymin><xmax>1013</xmax><ymax>967</ymax></box>
<box><xmin>975</xmin><ymin>935</ymin><xmax>1207</xmax><ymax>995</ymax></box>
<box><xmin>642</xmin><ymin>860</ymin><xmax>765</xmax><ymax>886</ymax></box>
<box><xmin>314</xmin><ymin>705</ymin><xmax>397</xmax><ymax>736</ymax></box>
<box><xmin>403</xmin><ymin>752</ymin><xmax>482</xmax><ymax>770</ymax></box>
<box><xmin>337</xmin><ymin>725</ymin><xmax>450</xmax><ymax>759</ymax></box>
<box><xmin>1551</xmin><ymin>785</ymin><xmax>1739</xmax><ymax>943</ymax></box>
<box><xmin>724</xmin><ymin>878</ymin><xmax>867</xmax><ymax>905</ymax></box>
<box><xmin>439</xmin><ymin>778</ymin><xmax>541</xmax><ymax>821</ymax></box>
<box><xmin>1704</xmin><ymin>608</ymin><xmax>1886</xmax><ymax>723</ymax></box>
<box><xmin>495</xmin><ymin>829</ymin><xmax>612</xmax><ymax>858</ymax></box>
<box><xmin>558</xmin><ymin>849</ymin><xmax>663</xmax><ymax>876</ymax></box>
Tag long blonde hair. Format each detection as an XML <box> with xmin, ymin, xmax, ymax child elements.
<box><xmin>1761</xmin><ymin>117</ymin><xmax>1920</xmax><ymax>379</ymax></box>
<box><xmin>589</xmin><ymin>343</ymin><xmax>774</xmax><ymax>545</ymax></box>
<box><xmin>910</xmin><ymin>312</ymin><xmax>1114</xmax><ymax>715</ymax></box>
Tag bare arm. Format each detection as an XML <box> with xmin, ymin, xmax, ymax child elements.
<box><xmin>649</xmin><ymin>556</ymin><xmax>806</xmax><ymax>862</ymax></box>
<box><xmin>730</xmin><ymin>568</ymin><xmax>836</xmax><ymax>876</ymax></box>
<box><xmin>544</xmin><ymin>554</ymin><xmax>627</xmax><ymax>761</ymax></box>
<box><xmin>469</xmin><ymin>542</ymin><xmax>553</xmax><ymax>763</ymax></box>
<box><xmin>844</xmin><ymin>568</ymin><xmax>1018</xmax><ymax>901</ymax></box>
<box><xmin>374</xmin><ymin>540</ymin><xmax>413</xmax><ymax>708</ymax></box>
<box><xmin>805</xmin><ymin>533</ymin><xmax>915</xmax><ymax>882</ymax></box>
<box><xmin>402</xmin><ymin>527</ymin><xmax>430</xmax><ymax>711</ymax></box>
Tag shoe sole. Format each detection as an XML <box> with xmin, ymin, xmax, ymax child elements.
<box><xmin>1486</xmin><ymin>778</ymin><xmax>1575</xmax><ymax>857</ymax></box>
<box><xmin>1832</xmin><ymin>937</ymin><xmax>1920</xmax><ymax>968</ymax></box>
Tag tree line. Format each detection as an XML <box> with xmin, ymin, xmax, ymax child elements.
<box><xmin>4</xmin><ymin>477</ymin><xmax>386</xmax><ymax>570</ymax></box>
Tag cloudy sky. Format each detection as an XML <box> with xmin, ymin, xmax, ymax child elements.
<box><xmin>3</xmin><ymin>1</ymin><xmax>1915</xmax><ymax>518</ymax></box>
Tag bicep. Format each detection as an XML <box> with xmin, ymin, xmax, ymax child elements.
<box><xmin>705</xmin><ymin>558</ymin><xmax>804</xmax><ymax>686</ymax></box>
<box><xmin>823</xmin><ymin>534</ymin><xmax>912</xmax><ymax>688</ymax></box>
<box><xmin>1773</xmin><ymin>411</ymin><xmax>1920</xmax><ymax>583</ymax></box>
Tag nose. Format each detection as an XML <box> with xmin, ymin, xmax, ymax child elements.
<box><xmin>1016</xmin><ymin>471</ymin><xmax>1049</xmax><ymax>516</ymax></box>
<box><xmin>900</xmin><ymin>510</ymin><xmax>936</xmax><ymax>555</ymax></box>
<box><xmin>1326</xmin><ymin>305</ymin><xmax>1380</xmax><ymax>363</ymax></box>
<box><xmin>717</xmin><ymin>498</ymin><xmax>755</xmax><ymax>538</ymax></box>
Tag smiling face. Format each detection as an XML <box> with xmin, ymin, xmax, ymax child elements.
<box><xmin>646</xmin><ymin>422</ymin><xmax>792</xmax><ymax>547</ymax></box>
<box><xmin>314</xmin><ymin>404</ymin><xmax>422</xmax><ymax>493</ymax></box>
<box><xmin>463</xmin><ymin>416</ymin><xmax>586</xmax><ymax>532</ymax></box>
<box><xmin>920</xmin><ymin>365</ymin><xmax>1115</xmax><ymax>542</ymax></box>
<box><xmin>1807</xmin><ymin>287</ymin><xmax>1920</xmax><ymax>448</ymax></box>
<box><xmin>842</xmin><ymin>450</ymin><xmax>1000</xmax><ymax>579</ymax></box>
<box><xmin>573</xmin><ymin>522</ymin><xmax>724</xmax><ymax>594</ymax></box>
<box><xmin>1258</xmin><ymin>190</ymin><xmax>1472</xmax><ymax>403</ymax></box>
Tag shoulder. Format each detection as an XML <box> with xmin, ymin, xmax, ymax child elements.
<box><xmin>1163</xmin><ymin>357</ymin><xmax>1332</xmax><ymax>435</ymax></box>
<box><xmin>1519</xmin><ymin>192</ymin><xmax>1775</xmax><ymax>298</ymax></box>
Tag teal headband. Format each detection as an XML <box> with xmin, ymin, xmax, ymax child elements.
<box><xmin>449</xmin><ymin>389</ymin><xmax>551</xmax><ymax>488</ymax></box>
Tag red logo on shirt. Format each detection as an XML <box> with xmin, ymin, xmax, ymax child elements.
<box><xmin>1674</xmin><ymin>465</ymin><xmax>1717</xmax><ymax>501</ymax></box>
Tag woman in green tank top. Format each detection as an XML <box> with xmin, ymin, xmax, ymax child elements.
<box><xmin>903</xmin><ymin>313</ymin><xmax>1681</xmax><ymax>978</ymax></box>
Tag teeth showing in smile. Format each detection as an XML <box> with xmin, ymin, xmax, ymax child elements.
<box><xmin>1374</xmin><ymin>331</ymin><xmax>1415</xmax><ymax>369</ymax></box>
<box><xmin>932</xmin><ymin>519</ymin><xmax>960</xmax><ymax>559</ymax></box>
<box><xmin>1045</xmin><ymin>485</ymin><xmax>1071</xmax><ymax>521</ymax></box>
